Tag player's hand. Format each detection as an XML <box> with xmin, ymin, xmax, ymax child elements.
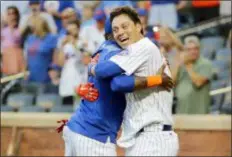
<box><xmin>161</xmin><ymin>73</ymin><xmax>174</xmax><ymax>92</ymax></box>
<box><xmin>157</xmin><ymin>63</ymin><xmax>166</xmax><ymax>75</ymax></box>
<box><xmin>76</xmin><ymin>83</ymin><xmax>99</xmax><ymax>102</ymax></box>
<box><xmin>156</xmin><ymin>60</ymin><xmax>174</xmax><ymax>91</ymax></box>
<box><xmin>157</xmin><ymin>56</ymin><xmax>170</xmax><ymax>74</ymax></box>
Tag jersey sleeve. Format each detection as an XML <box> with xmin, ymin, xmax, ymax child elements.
<box><xmin>94</xmin><ymin>61</ymin><xmax>124</xmax><ymax>79</ymax></box>
<box><xmin>110</xmin><ymin>75</ymin><xmax>135</xmax><ymax>93</ymax></box>
<box><xmin>109</xmin><ymin>38</ymin><xmax>152</xmax><ymax>76</ymax></box>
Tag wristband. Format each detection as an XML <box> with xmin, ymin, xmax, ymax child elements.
<box><xmin>147</xmin><ymin>75</ymin><xmax>162</xmax><ymax>87</ymax></box>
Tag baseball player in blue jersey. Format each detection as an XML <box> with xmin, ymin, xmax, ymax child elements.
<box><xmin>62</xmin><ymin>28</ymin><xmax>125</xmax><ymax>156</ymax></box>
<box><xmin>60</xmin><ymin>16</ymin><xmax>173</xmax><ymax>156</ymax></box>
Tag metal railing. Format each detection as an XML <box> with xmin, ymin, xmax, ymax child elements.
<box><xmin>176</xmin><ymin>15</ymin><xmax>232</xmax><ymax>37</ymax></box>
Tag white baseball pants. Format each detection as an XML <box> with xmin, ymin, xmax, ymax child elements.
<box><xmin>62</xmin><ymin>126</ymin><xmax>117</xmax><ymax>156</ymax></box>
<box><xmin>125</xmin><ymin>124</ymin><xmax>179</xmax><ymax>156</ymax></box>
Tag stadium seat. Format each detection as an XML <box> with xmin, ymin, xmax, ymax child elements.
<box><xmin>215</xmin><ymin>48</ymin><xmax>232</xmax><ymax>69</ymax></box>
<box><xmin>201</xmin><ymin>36</ymin><xmax>225</xmax><ymax>52</ymax></box>
<box><xmin>215</xmin><ymin>48</ymin><xmax>231</xmax><ymax>62</ymax></box>
<box><xmin>50</xmin><ymin>105</ymin><xmax>74</xmax><ymax>113</ymax></box>
<box><xmin>201</xmin><ymin>49</ymin><xmax>215</xmax><ymax>60</ymax></box>
<box><xmin>210</xmin><ymin>80</ymin><xmax>226</xmax><ymax>113</ymax></box>
<box><xmin>1</xmin><ymin>105</ymin><xmax>15</xmax><ymax>112</ymax></box>
<box><xmin>216</xmin><ymin>70</ymin><xmax>231</xmax><ymax>81</ymax></box>
<box><xmin>200</xmin><ymin>36</ymin><xmax>225</xmax><ymax>60</ymax></box>
<box><xmin>7</xmin><ymin>93</ymin><xmax>34</xmax><ymax>109</ymax></box>
<box><xmin>211</xmin><ymin>60</ymin><xmax>229</xmax><ymax>76</ymax></box>
<box><xmin>43</xmin><ymin>83</ymin><xmax>59</xmax><ymax>94</ymax></box>
<box><xmin>21</xmin><ymin>82</ymin><xmax>45</xmax><ymax>95</ymax></box>
<box><xmin>36</xmin><ymin>94</ymin><xmax>62</xmax><ymax>110</ymax></box>
<box><xmin>18</xmin><ymin>105</ymin><xmax>45</xmax><ymax>112</ymax></box>
<box><xmin>220</xmin><ymin>102</ymin><xmax>231</xmax><ymax>114</ymax></box>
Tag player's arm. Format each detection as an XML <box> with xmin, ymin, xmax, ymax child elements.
<box><xmin>76</xmin><ymin>66</ymin><xmax>173</xmax><ymax>101</ymax></box>
<box><xmin>89</xmin><ymin>60</ymin><xmax>125</xmax><ymax>79</ymax></box>
<box><xmin>89</xmin><ymin>38</ymin><xmax>152</xmax><ymax>78</ymax></box>
<box><xmin>75</xmin><ymin>74</ymin><xmax>171</xmax><ymax>102</ymax></box>
<box><xmin>111</xmin><ymin>65</ymin><xmax>173</xmax><ymax>93</ymax></box>
<box><xmin>110</xmin><ymin>75</ymin><xmax>162</xmax><ymax>93</ymax></box>
<box><xmin>88</xmin><ymin>50</ymin><xmax>125</xmax><ymax>79</ymax></box>
<box><xmin>89</xmin><ymin>50</ymin><xmax>149</xmax><ymax>79</ymax></box>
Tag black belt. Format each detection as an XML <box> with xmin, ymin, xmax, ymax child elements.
<box><xmin>140</xmin><ymin>125</ymin><xmax>172</xmax><ymax>132</ymax></box>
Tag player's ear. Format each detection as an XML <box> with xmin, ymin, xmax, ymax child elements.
<box><xmin>135</xmin><ymin>23</ymin><xmax>142</xmax><ymax>34</ymax></box>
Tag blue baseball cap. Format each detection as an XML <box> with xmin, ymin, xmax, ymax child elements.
<box><xmin>137</xmin><ymin>8</ymin><xmax>148</xmax><ymax>17</ymax></box>
<box><xmin>104</xmin><ymin>18</ymin><xmax>112</xmax><ymax>34</ymax></box>
<box><xmin>93</xmin><ymin>9</ymin><xmax>106</xmax><ymax>21</ymax></box>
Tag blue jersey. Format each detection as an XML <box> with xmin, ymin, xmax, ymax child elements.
<box><xmin>41</xmin><ymin>0</ymin><xmax>75</xmax><ymax>31</ymax></box>
<box><xmin>67</xmin><ymin>40</ymin><xmax>126</xmax><ymax>144</ymax></box>
<box><xmin>25</xmin><ymin>34</ymin><xmax>57</xmax><ymax>83</ymax></box>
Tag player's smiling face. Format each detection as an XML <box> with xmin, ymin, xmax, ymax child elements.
<box><xmin>112</xmin><ymin>14</ymin><xmax>142</xmax><ymax>49</ymax></box>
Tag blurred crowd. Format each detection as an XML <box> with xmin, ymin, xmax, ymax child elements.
<box><xmin>1</xmin><ymin>0</ymin><xmax>231</xmax><ymax>114</ymax></box>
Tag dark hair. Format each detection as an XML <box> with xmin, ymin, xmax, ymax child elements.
<box><xmin>7</xmin><ymin>6</ymin><xmax>20</xmax><ymax>28</ymax></box>
<box><xmin>110</xmin><ymin>6</ymin><xmax>143</xmax><ymax>34</ymax></box>
<box><xmin>67</xmin><ymin>19</ymin><xmax>81</xmax><ymax>29</ymax></box>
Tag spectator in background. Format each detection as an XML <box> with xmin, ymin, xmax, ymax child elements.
<box><xmin>172</xmin><ymin>36</ymin><xmax>213</xmax><ymax>114</ymax></box>
<box><xmin>42</xmin><ymin>0</ymin><xmax>75</xmax><ymax>32</ymax></box>
<box><xmin>136</xmin><ymin>8</ymin><xmax>160</xmax><ymax>47</ymax></box>
<box><xmin>74</xmin><ymin>1</ymin><xmax>100</xmax><ymax>12</ymax></box>
<box><xmin>158</xmin><ymin>26</ymin><xmax>184</xmax><ymax>67</ymax></box>
<box><xmin>80</xmin><ymin>3</ymin><xmax>96</xmax><ymax>28</ymax></box>
<box><xmin>24</xmin><ymin>16</ymin><xmax>58</xmax><ymax>83</ymax></box>
<box><xmin>58</xmin><ymin>20</ymin><xmax>93</xmax><ymax>105</ymax></box>
<box><xmin>80</xmin><ymin>8</ymin><xmax>106</xmax><ymax>51</ymax></box>
<box><xmin>137</xmin><ymin>8</ymin><xmax>149</xmax><ymax>35</ymax></box>
<box><xmin>148</xmin><ymin>0</ymin><xmax>186</xmax><ymax>30</ymax></box>
<box><xmin>19</xmin><ymin>0</ymin><xmax>57</xmax><ymax>43</ymax></box>
<box><xmin>1</xmin><ymin>1</ymin><xmax>29</xmax><ymax>26</ymax></box>
<box><xmin>1</xmin><ymin>6</ymin><xmax>26</xmax><ymax>75</ymax></box>
<box><xmin>45</xmin><ymin>63</ymin><xmax>61</xmax><ymax>94</ymax></box>
<box><xmin>98</xmin><ymin>1</ymin><xmax>133</xmax><ymax>17</ymax></box>
<box><xmin>57</xmin><ymin>8</ymin><xmax>78</xmax><ymax>48</ymax></box>
<box><xmin>192</xmin><ymin>0</ymin><xmax>219</xmax><ymax>23</ymax></box>
<box><xmin>53</xmin><ymin>8</ymin><xmax>79</xmax><ymax>65</ymax></box>
<box><xmin>136</xmin><ymin>1</ymin><xmax>151</xmax><ymax>10</ymax></box>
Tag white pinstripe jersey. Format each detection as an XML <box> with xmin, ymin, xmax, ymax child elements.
<box><xmin>110</xmin><ymin>37</ymin><xmax>174</xmax><ymax>148</ymax></box>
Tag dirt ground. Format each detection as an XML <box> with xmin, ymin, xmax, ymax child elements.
<box><xmin>1</xmin><ymin>127</ymin><xmax>231</xmax><ymax>156</ymax></box>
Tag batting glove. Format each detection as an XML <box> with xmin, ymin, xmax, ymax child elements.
<box><xmin>76</xmin><ymin>83</ymin><xmax>99</xmax><ymax>102</ymax></box>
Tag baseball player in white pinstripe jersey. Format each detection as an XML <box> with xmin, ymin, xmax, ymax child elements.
<box><xmin>58</xmin><ymin>16</ymin><xmax>174</xmax><ymax>156</ymax></box>
<box><xmin>108</xmin><ymin>7</ymin><xmax>179</xmax><ymax>156</ymax></box>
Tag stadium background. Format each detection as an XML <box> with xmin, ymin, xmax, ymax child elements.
<box><xmin>1</xmin><ymin>0</ymin><xmax>231</xmax><ymax>156</ymax></box>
